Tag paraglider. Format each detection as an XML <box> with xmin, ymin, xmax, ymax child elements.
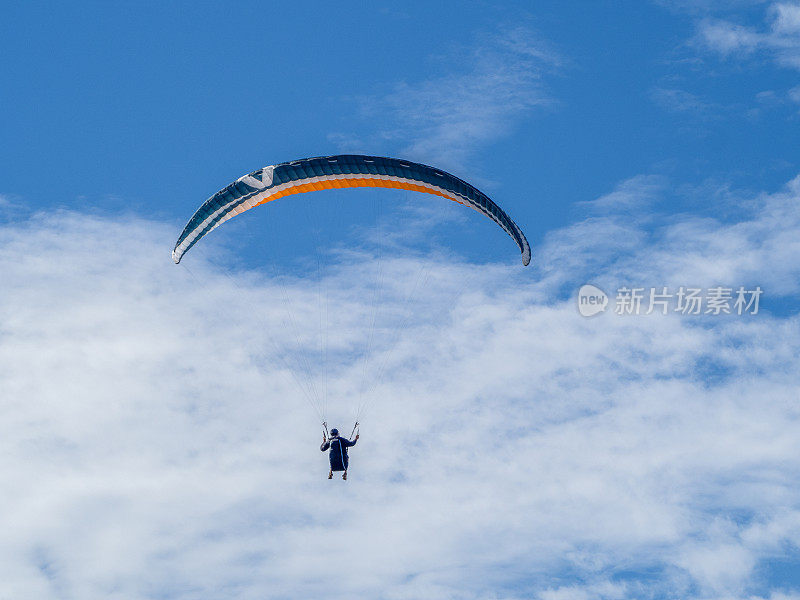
<box><xmin>173</xmin><ymin>155</ymin><xmax>530</xmax><ymax>476</ymax></box>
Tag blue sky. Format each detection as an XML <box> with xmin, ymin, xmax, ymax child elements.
<box><xmin>2</xmin><ymin>2</ymin><xmax>800</xmax><ymax>599</ymax></box>
<box><xmin>4</xmin><ymin>1</ymin><xmax>798</xmax><ymax>244</ymax></box>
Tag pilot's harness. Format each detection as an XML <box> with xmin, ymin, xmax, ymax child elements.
<box><xmin>322</xmin><ymin>421</ymin><xmax>359</xmax><ymax>469</ymax></box>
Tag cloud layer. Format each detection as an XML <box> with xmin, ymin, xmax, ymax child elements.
<box><xmin>1</xmin><ymin>173</ymin><xmax>800</xmax><ymax>599</ymax></box>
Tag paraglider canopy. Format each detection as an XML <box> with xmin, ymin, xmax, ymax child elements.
<box><xmin>172</xmin><ymin>154</ymin><xmax>531</xmax><ymax>266</ymax></box>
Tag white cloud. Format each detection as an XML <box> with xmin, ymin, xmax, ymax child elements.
<box><xmin>650</xmin><ymin>86</ymin><xmax>718</xmax><ymax>116</ymax></box>
<box><xmin>773</xmin><ymin>1</ymin><xmax>800</xmax><ymax>32</ymax></box>
<box><xmin>699</xmin><ymin>19</ymin><xmax>762</xmax><ymax>54</ymax></box>
<box><xmin>580</xmin><ymin>174</ymin><xmax>667</xmax><ymax>213</ymax></box>
<box><xmin>697</xmin><ymin>2</ymin><xmax>800</xmax><ymax>69</ymax></box>
<box><xmin>331</xmin><ymin>26</ymin><xmax>560</xmax><ymax>174</ymax></box>
<box><xmin>0</xmin><ymin>193</ymin><xmax>23</xmax><ymax>214</ymax></box>
<box><xmin>1</xmin><ymin>174</ymin><xmax>800</xmax><ymax>598</ymax></box>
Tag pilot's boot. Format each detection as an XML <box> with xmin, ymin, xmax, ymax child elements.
<box><xmin>328</xmin><ymin>470</ymin><xmax>333</xmax><ymax>479</ymax></box>
<box><xmin>342</xmin><ymin>471</ymin><xmax>347</xmax><ymax>480</ymax></box>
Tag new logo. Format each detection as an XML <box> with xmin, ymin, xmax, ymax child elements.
<box><xmin>577</xmin><ymin>284</ymin><xmax>609</xmax><ymax>317</ymax></box>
